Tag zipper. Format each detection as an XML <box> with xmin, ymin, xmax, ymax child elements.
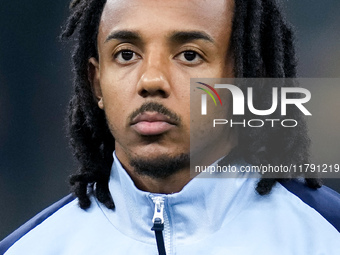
<box><xmin>151</xmin><ymin>196</ymin><xmax>170</xmax><ymax>255</ymax></box>
<box><xmin>163</xmin><ymin>208</ymin><xmax>171</xmax><ymax>254</ymax></box>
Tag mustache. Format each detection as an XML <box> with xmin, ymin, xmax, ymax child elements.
<box><xmin>129</xmin><ymin>102</ymin><xmax>181</xmax><ymax>125</ymax></box>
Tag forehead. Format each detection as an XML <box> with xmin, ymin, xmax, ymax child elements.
<box><xmin>98</xmin><ymin>0</ymin><xmax>234</xmax><ymax>43</ymax></box>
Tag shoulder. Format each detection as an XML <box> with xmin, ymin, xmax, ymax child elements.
<box><xmin>0</xmin><ymin>194</ymin><xmax>77</xmax><ymax>254</ymax></box>
<box><xmin>236</xmin><ymin>178</ymin><xmax>340</xmax><ymax>253</ymax></box>
<box><xmin>0</xmin><ymin>193</ymin><xmax>133</xmax><ymax>255</ymax></box>
<box><xmin>279</xmin><ymin>179</ymin><xmax>340</xmax><ymax>232</ymax></box>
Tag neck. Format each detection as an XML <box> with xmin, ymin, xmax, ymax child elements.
<box><xmin>124</xmin><ymin>167</ymin><xmax>191</xmax><ymax>194</ymax></box>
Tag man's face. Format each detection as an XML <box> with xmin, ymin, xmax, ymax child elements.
<box><xmin>90</xmin><ymin>0</ymin><xmax>234</xmax><ymax>175</ymax></box>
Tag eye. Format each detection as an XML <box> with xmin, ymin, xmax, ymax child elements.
<box><xmin>114</xmin><ymin>50</ymin><xmax>140</xmax><ymax>64</ymax></box>
<box><xmin>176</xmin><ymin>50</ymin><xmax>203</xmax><ymax>65</ymax></box>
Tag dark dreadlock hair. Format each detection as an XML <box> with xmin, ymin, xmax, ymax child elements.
<box><xmin>61</xmin><ymin>0</ymin><xmax>321</xmax><ymax>210</ymax></box>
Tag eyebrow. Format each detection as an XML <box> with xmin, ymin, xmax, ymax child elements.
<box><xmin>105</xmin><ymin>30</ymin><xmax>141</xmax><ymax>43</ymax></box>
<box><xmin>169</xmin><ymin>31</ymin><xmax>214</xmax><ymax>44</ymax></box>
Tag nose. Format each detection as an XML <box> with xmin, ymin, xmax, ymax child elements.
<box><xmin>136</xmin><ymin>53</ymin><xmax>171</xmax><ymax>98</ymax></box>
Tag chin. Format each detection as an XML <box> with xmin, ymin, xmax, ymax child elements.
<box><xmin>134</xmin><ymin>142</ymin><xmax>188</xmax><ymax>159</ymax></box>
<box><xmin>129</xmin><ymin>152</ymin><xmax>190</xmax><ymax>179</ymax></box>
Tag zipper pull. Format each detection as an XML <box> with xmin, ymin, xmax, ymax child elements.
<box><xmin>152</xmin><ymin>196</ymin><xmax>165</xmax><ymax>225</ymax></box>
<box><xmin>151</xmin><ymin>196</ymin><xmax>166</xmax><ymax>255</ymax></box>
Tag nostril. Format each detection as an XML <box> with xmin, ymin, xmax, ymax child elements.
<box><xmin>139</xmin><ymin>88</ymin><xmax>168</xmax><ymax>98</ymax></box>
<box><xmin>140</xmin><ymin>89</ymin><xmax>149</xmax><ymax>98</ymax></box>
<box><xmin>158</xmin><ymin>90</ymin><xmax>167</xmax><ymax>97</ymax></box>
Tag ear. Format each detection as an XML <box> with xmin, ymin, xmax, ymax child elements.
<box><xmin>88</xmin><ymin>57</ymin><xmax>104</xmax><ymax>109</ymax></box>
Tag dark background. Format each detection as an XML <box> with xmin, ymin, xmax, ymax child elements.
<box><xmin>1</xmin><ymin>1</ymin><xmax>340</xmax><ymax>240</ymax></box>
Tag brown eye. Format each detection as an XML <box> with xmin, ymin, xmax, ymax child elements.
<box><xmin>121</xmin><ymin>51</ymin><xmax>134</xmax><ymax>61</ymax></box>
<box><xmin>183</xmin><ymin>51</ymin><xmax>197</xmax><ymax>61</ymax></box>
<box><xmin>176</xmin><ymin>50</ymin><xmax>203</xmax><ymax>65</ymax></box>
<box><xmin>115</xmin><ymin>50</ymin><xmax>140</xmax><ymax>64</ymax></box>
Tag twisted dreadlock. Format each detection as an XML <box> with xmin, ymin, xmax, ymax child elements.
<box><xmin>61</xmin><ymin>0</ymin><xmax>321</xmax><ymax>210</ymax></box>
<box><xmin>231</xmin><ymin>0</ymin><xmax>321</xmax><ymax>194</ymax></box>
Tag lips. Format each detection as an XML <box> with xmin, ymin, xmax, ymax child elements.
<box><xmin>131</xmin><ymin>112</ymin><xmax>177</xmax><ymax>136</ymax></box>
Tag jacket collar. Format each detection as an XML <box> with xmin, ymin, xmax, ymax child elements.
<box><xmin>97</xmin><ymin>152</ymin><xmax>256</xmax><ymax>245</ymax></box>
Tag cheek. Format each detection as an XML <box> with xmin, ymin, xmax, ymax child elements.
<box><xmin>100</xmin><ymin>69</ymin><xmax>136</xmax><ymax>105</ymax></box>
<box><xmin>99</xmin><ymin>77</ymin><xmax>131</xmax><ymax>130</ymax></box>
<box><xmin>208</xmin><ymin>61</ymin><xmax>233</xmax><ymax>78</ymax></box>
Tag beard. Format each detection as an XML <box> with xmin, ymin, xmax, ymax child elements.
<box><xmin>129</xmin><ymin>153</ymin><xmax>190</xmax><ymax>179</ymax></box>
